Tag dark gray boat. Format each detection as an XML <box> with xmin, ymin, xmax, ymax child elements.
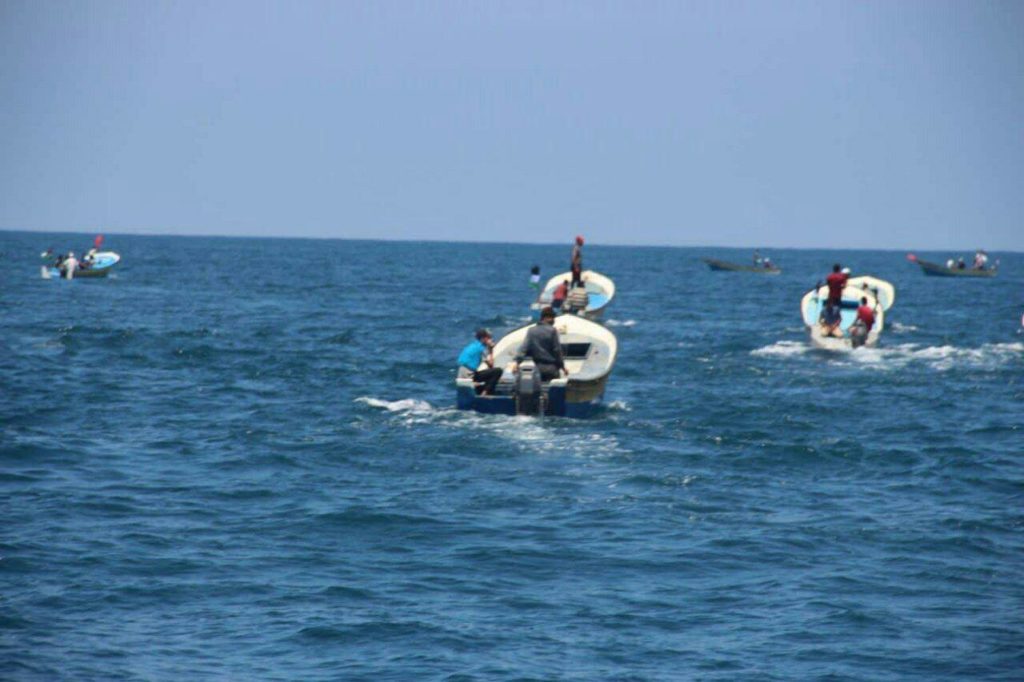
<box><xmin>908</xmin><ymin>255</ymin><xmax>997</xmax><ymax>278</ymax></box>
<box><xmin>702</xmin><ymin>257</ymin><xmax>781</xmax><ymax>274</ymax></box>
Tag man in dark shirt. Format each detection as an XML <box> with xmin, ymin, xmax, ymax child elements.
<box><xmin>825</xmin><ymin>263</ymin><xmax>848</xmax><ymax>306</ymax></box>
<box><xmin>570</xmin><ymin>235</ymin><xmax>584</xmax><ymax>286</ymax></box>
<box><xmin>515</xmin><ymin>307</ymin><xmax>567</xmax><ymax>382</ymax></box>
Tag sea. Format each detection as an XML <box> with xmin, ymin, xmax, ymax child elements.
<box><xmin>2</xmin><ymin>231</ymin><xmax>1022</xmax><ymax>681</ymax></box>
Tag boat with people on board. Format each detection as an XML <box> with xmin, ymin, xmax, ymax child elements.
<box><xmin>456</xmin><ymin>313</ymin><xmax>617</xmax><ymax>418</ymax></box>
<box><xmin>907</xmin><ymin>252</ymin><xmax>998</xmax><ymax>278</ymax></box>
<box><xmin>531</xmin><ymin>269</ymin><xmax>616</xmax><ymax>321</ymax></box>
<box><xmin>800</xmin><ymin>269</ymin><xmax>896</xmax><ymax>351</ymax></box>
<box><xmin>41</xmin><ymin>235</ymin><xmax>120</xmax><ymax>280</ymax></box>
<box><xmin>42</xmin><ymin>251</ymin><xmax>120</xmax><ymax>279</ymax></box>
<box><xmin>704</xmin><ymin>250</ymin><xmax>779</xmax><ymax>273</ymax></box>
<box><xmin>702</xmin><ymin>257</ymin><xmax>781</xmax><ymax>274</ymax></box>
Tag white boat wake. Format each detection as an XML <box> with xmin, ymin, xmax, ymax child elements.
<box><xmin>354</xmin><ymin>396</ymin><xmax>627</xmax><ymax>457</ymax></box>
<box><xmin>751</xmin><ymin>341</ymin><xmax>1023</xmax><ymax>371</ymax></box>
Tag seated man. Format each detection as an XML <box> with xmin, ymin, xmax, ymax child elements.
<box><xmin>565</xmin><ymin>281</ymin><xmax>589</xmax><ymax>313</ymax></box>
<box><xmin>851</xmin><ymin>296</ymin><xmax>875</xmax><ymax>336</ymax></box>
<box><xmin>515</xmin><ymin>306</ymin><xmax>567</xmax><ymax>382</ymax></box>
<box><xmin>819</xmin><ymin>302</ymin><xmax>843</xmax><ymax>337</ymax></box>
<box><xmin>551</xmin><ymin>279</ymin><xmax>569</xmax><ymax>310</ymax></box>
<box><xmin>458</xmin><ymin>328</ymin><xmax>503</xmax><ymax>395</ymax></box>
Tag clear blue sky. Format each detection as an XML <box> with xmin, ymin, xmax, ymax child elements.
<box><xmin>2</xmin><ymin>1</ymin><xmax>1021</xmax><ymax>250</ymax></box>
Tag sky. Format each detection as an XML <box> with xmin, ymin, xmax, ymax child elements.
<box><xmin>1</xmin><ymin>0</ymin><xmax>1022</xmax><ymax>250</ymax></box>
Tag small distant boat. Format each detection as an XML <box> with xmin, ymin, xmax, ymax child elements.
<box><xmin>906</xmin><ymin>253</ymin><xmax>997</xmax><ymax>278</ymax></box>
<box><xmin>702</xmin><ymin>258</ymin><xmax>780</xmax><ymax>274</ymax></box>
<box><xmin>42</xmin><ymin>251</ymin><xmax>121</xmax><ymax>279</ymax></box>
<box><xmin>800</xmin><ymin>276</ymin><xmax>895</xmax><ymax>351</ymax></box>
<box><xmin>456</xmin><ymin>315</ymin><xmax>617</xmax><ymax>418</ymax></box>
<box><xmin>531</xmin><ymin>270</ymin><xmax>616</xmax><ymax>320</ymax></box>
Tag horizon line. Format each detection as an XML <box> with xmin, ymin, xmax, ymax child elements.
<box><xmin>2</xmin><ymin>227</ymin><xmax>1020</xmax><ymax>255</ymax></box>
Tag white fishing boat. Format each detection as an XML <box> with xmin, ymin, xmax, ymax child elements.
<box><xmin>800</xmin><ymin>276</ymin><xmax>895</xmax><ymax>351</ymax></box>
<box><xmin>456</xmin><ymin>314</ymin><xmax>617</xmax><ymax>418</ymax></box>
<box><xmin>531</xmin><ymin>270</ymin><xmax>616</xmax><ymax>320</ymax></box>
<box><xmin>41</xmin><ymin>251</ymin><xmax>121</xmax><ymax>279</ymax></box>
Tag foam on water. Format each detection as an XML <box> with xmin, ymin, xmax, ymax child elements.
<box><xmin>752</xmin><ymin>339</ymin><xmax>1023</xmax><ymax>371</ymax></box>
<box><xmin>605</xmin><ymin>318</ymin><xmax>637</xmax><ymax>327</ymax></box>
<box><xmin>751</xmin><ymin>340</ymin><xmax>808</xmax><ymax>358</ymax></box>
<box><xmin>355</xmin><ymin>395</ymin><xmax>627</xmax><ymax>458</ymax></box>
<box><xmin>355</xmin><ymin>396</ymin><xmax>435</xmax><ymax>413</ymax></box>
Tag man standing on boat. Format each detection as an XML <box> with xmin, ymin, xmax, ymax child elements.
<box><xmin>826</xmin><ymin>263</ymin><xmax>848</xmax><ymax>306</ymax></box>
<box><xmin>458</xmin><ymin>328</ymin><xmax>503</xmax><ymax>395</ymax></box>
<box><xmin>571</xmin><ymin>235</ymin><xmax>584</xmax><ymax>286</ymax></box>
<box><xmin>61</xmin><ymin>251</ymin><xmax>79</xmax><ymax>280</ymax></box>
<box><xmin>515</xmin><ymin>306</ymin><xmax>567</xmax><ymax>382</ymax></box>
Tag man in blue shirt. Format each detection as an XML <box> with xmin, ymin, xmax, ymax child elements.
<box><xmin>458</xmin><ymin>328</ymin><xmax>503</xmax><ymax>395</ymax></box>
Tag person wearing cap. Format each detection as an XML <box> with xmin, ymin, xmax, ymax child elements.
<box><xmin>61</xmin><ymin>251</ymin><xmax>79</xmax><ymax>280</ymax></box>
<box><xmin>458</xmin><ymin>328</ymin><xmax>503</xmax><ymax>395</ymax></box>
<box><xmin>570</xmin><ymin>235</ymin><xmax>584</xmax><ymax>286</ymax></box>
<box><xmin>515</xmin><ymin>306</ymin><xmax>567</xmax><ymax>382</ymax></box>
<box><xmin>819</xmin><ymin>301</ymin><xmax>843</xmax><ymax>337</ymax></box>
<box><xmin>825</xmin><ymin>263</ymin><xmax>848</xmax><ymax>307</ymax></box>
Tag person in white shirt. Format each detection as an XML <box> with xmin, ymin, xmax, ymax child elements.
<box><xmin>61</xmin><ymin>251</ymin><xmax>79</xmax><ymax>280</ymax></box>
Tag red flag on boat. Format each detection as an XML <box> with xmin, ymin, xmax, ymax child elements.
<box><xmin>94</xmin><ymin>234</ymin><xmax>104</xmax><ymax>249</ymax></box>
<box><xmin>906</xmin><ymin>253</ymin><xmax>918</xmax><ymax>262</ymax></box>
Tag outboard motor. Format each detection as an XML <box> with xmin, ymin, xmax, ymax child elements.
<box><xmin>514</xmin><ymin>360</ymin><xmax>544</xmax><ymax>416</ymax></box>
<box><xmin>849</xmin><ymin>320</ymin><xmax>868</xmax><ymax>348</ymax></box>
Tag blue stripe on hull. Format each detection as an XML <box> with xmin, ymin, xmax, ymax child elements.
<box><xmin>455</xmin><ymin>386</ymin><xmax>603</xmax><ymax>419</ymax></box>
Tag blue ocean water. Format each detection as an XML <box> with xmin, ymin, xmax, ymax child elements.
<box><xmin>2</xmin><ymin>232</ymin><xmax>1022</xmax><ymax>680</ymax></box>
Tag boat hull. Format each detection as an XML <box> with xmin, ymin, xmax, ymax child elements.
<box><xmin>456</xmin><ymin>382</ymin><xmax>605</xmax><ymax>418</ymax></box>
<box><xmin>808</xmin><ymin>327</ymin><xmax>879</xmax><ymax>351</ymax></box>
<box><xmin>916</xmin><ymin>259</ymin><xmax>997</xmax><ymax>278</ymax></box>
<box><xmin>702</xmin><ymin>258</ymin><xmax>780</xmax><ymax>274</ymax></box>
<box><xmin>42</xmin><ymin>266</ymin><xmax>111</xmax><ymax>279</ymax></box>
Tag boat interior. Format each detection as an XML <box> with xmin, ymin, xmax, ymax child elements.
<box><xmin>535</xmin><ymin>270</ymin><xmax>615</xmax><ymax>314</ymax></box>
<box><xmin>457</xmin><ymin>317</ymin><xmax>617</xmax><ymax>397</ymax></box>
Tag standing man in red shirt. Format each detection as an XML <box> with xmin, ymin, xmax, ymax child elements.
<box><xmin>825</xmin><ymin>263</ymin><xmax>848</xmax><ymax>306</ymax></box>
